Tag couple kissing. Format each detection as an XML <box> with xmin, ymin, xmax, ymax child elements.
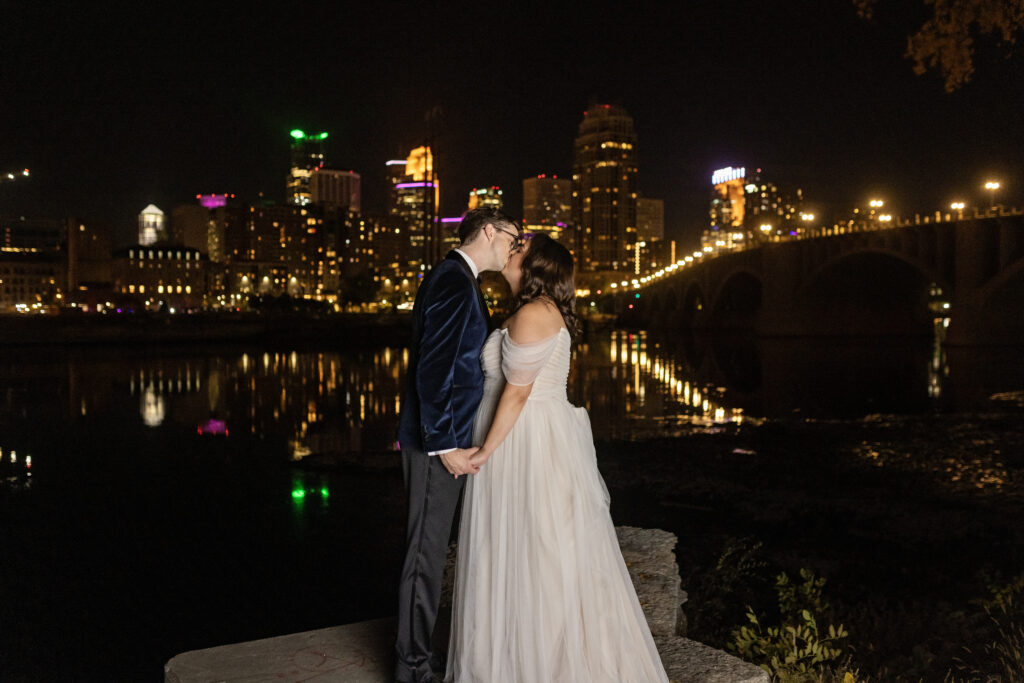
<box><xmin>395</xmin><ymin>208</ymin><xmax>668</xmax><ymax>683</ymax></box>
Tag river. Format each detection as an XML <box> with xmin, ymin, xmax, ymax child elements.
<box><xmin>1</xmin><ymin>323</ymin><xmax>1022</xmax><ymax>680</ymax></box>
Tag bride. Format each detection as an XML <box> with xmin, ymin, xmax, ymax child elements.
<box><xmin>445</xmin><ymin>234</ymin><xmax>669</xmax><ymax>682</ymax></box>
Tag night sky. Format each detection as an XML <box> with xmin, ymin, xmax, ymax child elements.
<box><xmin>2</xmin><ymin>1</ymin><xmax>1022</xmax><ymax>248</ymax></box>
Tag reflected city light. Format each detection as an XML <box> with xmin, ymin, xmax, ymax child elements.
<box><xmin>597</xmin><ymin>331</ymin><xmax>746</xmax><ymax>431</ymax></box>
<box><xmin>141</xmin><ymin>388</ymin><xmax>165</xmax><ymax>427</ymax></box>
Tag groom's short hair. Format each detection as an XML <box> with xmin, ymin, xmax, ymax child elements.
<box><xmin>458</xmin><ymin>207</ymin><xmax>520</xmax><ymax>245</ymax></box>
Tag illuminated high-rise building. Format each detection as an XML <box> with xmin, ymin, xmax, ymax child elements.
<box><xmin>706</xmin><ymin>166</ymin><xmax>802</xmax><ymax>251</ymax></box>
<box><xmin>467</xmin><ymin>186</ymin><xmax>503</xmax><ymax>211</ymax></box>
<box><xmin>311</xmin><ymin>168</ymin><xmax>361</xmax><ymax>214</ymax></box>
<box><xmin>571</xmin><ymin>104</ymin><xmax>638</xmax><ymax>272</ymax></box>
<box><xmin>636</xmin><ymin>198</ymin><xmax>664</xmax><ymax>242</ymax></box>
<box><xmin>139</xmin><ymin>204</ymin><xmax>166</xmax><ymax>245</ymax></box>
<box><xmin>386</xmin><ymin>159</ymin><xmax>408</xmax><ymax>218</ymax></box>
<box><xmin>287</xmin><ymin>129</ymin><xmax>329</xmax><ymax>206</ymax></box>
<box><xmin>522</xmin><ymin>175</ymin><xmax>572</xmax><ymax>246</ymax></box>
<box><xmin>387</xmin><ymin>146</ymin><xmax>439</xmax><ymax>266</ymax></box>
<box><xmin>223</xmin><ymin>204</ymin><xmax>324</xmax><ymax>298</ymax></box>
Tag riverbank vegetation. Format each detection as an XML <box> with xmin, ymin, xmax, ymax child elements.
<box><xmin>597</xmin><ymin>403</ymin><xmax>1024</xmax><ymax>680</ymax></box>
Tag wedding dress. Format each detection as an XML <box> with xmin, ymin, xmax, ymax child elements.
<box><xmin>445</xmin><ymin>327</ymin><xmax>669</xmax><ymax>683</ymax></box>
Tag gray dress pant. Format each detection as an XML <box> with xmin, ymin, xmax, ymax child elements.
<box><xmin>395</xmin><ymin>446</ymin><xmax>465</xmax><ymax>683</ymax></box>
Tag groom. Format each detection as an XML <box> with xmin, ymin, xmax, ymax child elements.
<box><xmin>395</xmin><ymin>207</ymin><xmax>523</xmax><ymax>683</ymax></box>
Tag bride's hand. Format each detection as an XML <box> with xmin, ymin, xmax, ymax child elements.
<box><xmin>468</xmin><ymin>448</ymin><xmax>491</xmax><ymax>468</ymax></box>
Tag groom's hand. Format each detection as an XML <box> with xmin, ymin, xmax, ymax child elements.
<box><xmin>440</xmin><ymin>448</ymin><xmax>480</xmax><ymax>478</ymax></box>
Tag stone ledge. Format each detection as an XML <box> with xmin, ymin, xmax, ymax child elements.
<box><xmin>656</xmin><ymin>635</ymin><xmax>768</xmax><ymax>683</ymax></box>
<box><xmin>165</xmin><ymin>617</ymin><xmax>394</xmax><ymax>683</ymax></box>
<box><xmin>165</xmin><ymin>527</ymin><xmax>767</xmax><ymax>683</ymax></box>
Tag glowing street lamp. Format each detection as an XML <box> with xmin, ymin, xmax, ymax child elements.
<box><xmin>869</xmin><ymin>199</ymin><xmax>884</xmax><ymax>208</ymax></box>
<box><xmin>984</xmin><ymin>180</ymin><xmax>1001</xmax><ymax>208</ymax></box>
<box><xmin>759</xmin><ymin>223</ymin><xmax>772</xmax><ymax>233</ymax></box>
<box><xmin>950</xmin><ymin>202</ymin><xmax>965</xmax><ymax>211</ymax></box>
<box><xmin>878</xmin><ymin>214</ymin><xmax>892</xmax><ymax>222</ymax></box>
<box><xmin>800</xmin><ymin>212</ymin><xmax>815</xmax><ymax>222</ymax></box>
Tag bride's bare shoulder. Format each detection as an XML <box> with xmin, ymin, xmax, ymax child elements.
<box><xmin>506</xmin><ymin>300</ymin><xmax>563</xmax><ymax>344</ymax></box>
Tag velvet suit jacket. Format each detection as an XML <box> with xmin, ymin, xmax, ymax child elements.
<box><xmin>397</xmin><ymin>251</ymin><xmax>489</xmax><ymax>453</ymax></box>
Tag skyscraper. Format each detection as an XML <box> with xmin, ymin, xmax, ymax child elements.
<box><xmin>522</xmin><ymin>175</ymin><xmax>572</xmax><ymax>246</ymax></box>
<box><xmin>706</xmin><ymin>166</ymin><xmax>802</xmax><ymax>252</ymax></box>
<box><xmin>388</xmin><ymin>146</ymin><xmax>439</xmax><ymax>266</ymax></box>
<box><xmin>287</xmin><ymin>129</ymin><xmax>328</xmax><ymax>206</ymax></box>
<box><xmin>311</xmin><ymin>168</ymin><xmax>362</xmax><ymax>214</ymax></box>
<box><xmin>636</xmin><ymin>198</ymin><xmax>664</xmax><ymax>242</ymax></box>
<box><xmin>571</xmin><ymin>104</ymin><xmax>638</xmax><ymax>272</ymax></box>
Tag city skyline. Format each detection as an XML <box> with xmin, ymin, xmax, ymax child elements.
<box><xmin>2</xmin><ymin>2</ymin><xmax>1022</xmax><ymax>249</ymax></box>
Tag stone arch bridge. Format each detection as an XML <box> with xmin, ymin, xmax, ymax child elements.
<box><xmin>624</xmin><ymin>214</ymin><xmax>1024</xmax><ymax>345</ymax></box>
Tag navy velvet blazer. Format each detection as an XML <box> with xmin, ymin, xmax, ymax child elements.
<box><xmin>397</xmin><ymin>251</ymin><xmax>489</xmax><ymax>453</ymax></box>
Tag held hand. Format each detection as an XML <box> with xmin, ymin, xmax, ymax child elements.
<box><xmin>468</xmin><ymin>448</ymin><xmax>491</xmax><ymax>468</ymax></box>
<box><xmin>440</xmin><ymin>447</ymin><xmax>481</xmax><ymax>478</ymax></box>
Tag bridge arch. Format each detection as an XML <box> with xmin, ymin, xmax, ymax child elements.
<box><xmin>799</xmin><ymin>250</ymin><xmax>935</xmax><ymax>334</ymax></box>
<box><xmin>680</xmin><ymin>281</ymin><xmax>706</xmax><ymax>328</ymax></box>
<box><xmin>709</xmin><ymin>269</ymin><xmax>762</xmax><ymax>329</ymax></box>
<box><xmin>804</xmin><ymin>247</ymin><xmax>952</xmax><ymax>299</ymax></box>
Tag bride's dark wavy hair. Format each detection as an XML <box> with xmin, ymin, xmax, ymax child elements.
<box><xmin>512</xmin><ymin>233</ymin><xmax>581</xmax><ymax>339</ymax></box>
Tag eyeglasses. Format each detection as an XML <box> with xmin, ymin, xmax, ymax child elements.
<box><xmin>494</xmin><ymin>226</ymin><xmax>524</xmax><ymax>251</ymax></box>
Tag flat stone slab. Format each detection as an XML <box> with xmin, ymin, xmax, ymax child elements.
<box><xmin>166</xmin><ymin>527</ymin><xmax>766</xmax><ymax>683</ymax></box>
<box><xmin>165</xmin><ymin>617</ymin><xmax>396</xmax><ymax>683</ymax></box>
<box><xmin>657</xmin><ymin>635</ymin><xmax>769</xmax><ymax>683</ymax></box>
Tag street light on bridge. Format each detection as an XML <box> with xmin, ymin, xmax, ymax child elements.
<box><xmin>869</xmin><ymin>199</ymin><xmax>884</xmax><ymax>208</ymax></box>
<box><xmin>984</xmin><ymin>180</ymin><xmax>1001</xmax><ymax>208</ymax></box>
<box><xmin>950</xmin><ymin>201</ymin><xmax>965</xmax><ymax>218</ymax></box>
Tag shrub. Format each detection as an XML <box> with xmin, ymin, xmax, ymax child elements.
<box><xmin>730</xmin><ymin>568</ymin><xmax>857</xmax><ymax>682</ymax></box>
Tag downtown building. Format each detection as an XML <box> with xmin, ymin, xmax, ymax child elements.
<box><xmin>310</xmin><ymin>168</ymin><xmax>361</xmax><ymax>214</ymax></box>
<box><xmin>387</xmin><ymin>146</ymin><xmax>441</xmax><ymax>267</ymax></box>
<box><xmin>139</xmin><ymin>204</ymin><xmax>167</xmax><ymax>245</ymax></box>
<box><xmin>112</xmin><ymin>244</ymin><xmax>209</xmax><ymax>311</ymax></box>
<box><xmin>467</xmin><ymin>186</ymin><xmax>503</xmax><ymax>211</ymax></box>
<box><xmin>0</xmin><ymin>215</ymin><xmax>66</xmax><ymax>312</ymax></box>
<box><xmin>635</xmin><ymin>197</ymin><xmax>675</xmax><ymax>274</ymax></box>
<box><xmin>0</xmin><ymin>215</ymin><xmax>103</xmax><ymax>313</ymax></box>
<box><xmin>287</xmin><ymin>129</ymin><xmax>329</xmax><ymax>206</ymax></box>
<box><xmin>522</xmin><ymin>174</ymin><xmax>573</xmax><ymax>248</ymax></box>
<box><xmin>571</xmin><ymin>104</ymin><xmax>639</xmax><ymax>273</ymax></box>
<box><xmin>223</xmin><ymin>203</ymin><xmax>325</xmax><ymax>300</ymax></box>
<box><xmin>705</xmin><ymin>166</ymin><xmax>802</xmax><ymax>253</ymax></box>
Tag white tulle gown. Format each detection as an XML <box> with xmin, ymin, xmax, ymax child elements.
<box><xmin>445</xmin><ymin>327</ymin><xmax>669</xmax><ymax>683</ymax></box>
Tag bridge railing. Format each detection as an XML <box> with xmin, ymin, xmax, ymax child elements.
<box><xmin>624</xmin><ymin>205</ymin><xmax>1023</xmax><ymax>294</ymax></box>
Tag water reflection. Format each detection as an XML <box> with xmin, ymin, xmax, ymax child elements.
<box><xmin>569</xmin><ymin>330</ymin><xmax>748</xmax><ymax>440</ymax></box>
<box><xmin>0</xmin><ymin>444</ymin><xmax>33</xmax><ymax>491</ymax></box>
<box><xmin>0</xmin><ymin>325</ymin><xmax>1019</xmax><ymax>459</ymax></box>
